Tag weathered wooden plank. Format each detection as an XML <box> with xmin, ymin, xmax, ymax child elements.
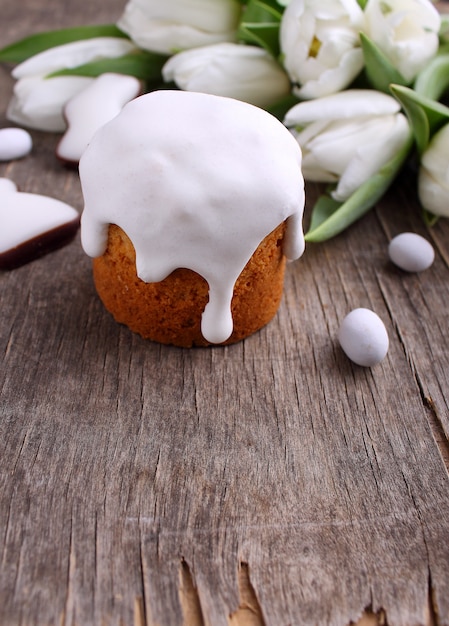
<box><xmin>1</xmin><ymin>2</ymin><xmax>449</xmax><ymax>625</ymax></box>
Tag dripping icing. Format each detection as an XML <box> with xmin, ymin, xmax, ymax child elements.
<box><xmin>80</xmin><ymin>90</ymin><xmax>305</xmax><ymax>344</ymax></box>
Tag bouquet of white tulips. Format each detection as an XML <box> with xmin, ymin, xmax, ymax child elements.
<box><xmin>1</xmin><ymin>0</ymin><xmax>448</xmax><ymax>241</ymax></box>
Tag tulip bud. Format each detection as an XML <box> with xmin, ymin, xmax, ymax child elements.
<box><xmin>364</xmin><ymin>0</ymin><xmax>441</xmax><ymax>83</ymax></box>
<box><xmin>6</xmin><ymin>38</ymin><xmax>137</xmax><ymax>132</ymax></box>
<box><xmin>418</xmin><ymin>124</ymin><xmax>449</xmax><ymax>218</ymax></box>
<box><xmin>163</xmin><ymin>43</ymin><xmax>291</xmax><ymax>108</ymax></box>
<box><xmin>280</xmin><ymin>0</ymin><xmax>365</xmax><ymax>99</ymax></box>
<box><xmin>117</xmin><ymin>0</ymin><xmax>242</xmax><ymax>55</ymax></box>
<box><xmin>285</xmin><ymin>90</ymin><xmax>410</xmax><ymax>201</ymax></box>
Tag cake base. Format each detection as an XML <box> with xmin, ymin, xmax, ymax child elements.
<box><xmin>92</xmin><ymin>223</ymin><xmax>287</xmax><ymax>347</ymax></box>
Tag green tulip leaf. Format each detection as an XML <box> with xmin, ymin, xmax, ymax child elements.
<box><xmin>241</xmin><ymin>0</ymin><xmax>283</xmax><ymax>20</ymax></box>
<box><xmin>305</xmin><ymin>132</ymin><xmax>414</xmax><ymax>242</ymax></box>
<box><xmin>48</xmin><ymin>50</ymin><xmax>168</xmax><ymax>83</ymax></box>
<box><xmin>307</xmin><ymin>193</ymin><xmax>342</xmax><ymax>233</ymax></box>
<box><xmin>414</xmin><ymin>53</ymin><xmax>449</xmax><ymax>101</ymax></box>
<box><xmin>390</xmin><ymin>85</ymin><xmax>430</xmax><ymax>154</ymax></box>
<box><xmin>390</xmin><ymin>84</ymin><xmax>449</xmax><ymax>154</ymax></box>
<box><xmin>238</xmin><ymin>23</ymin><xmax>281</xmax><ymax>56</ymax></box>
<box><xmin>0</xmin><ymin>25</ymin><xmax>128</xmax><ymax>63</ymax></box>
<box><xmin>440</xmin><ymin>15</ymin><xmax>449</xmax><ymax>44</ymax></box>
<box><xmin>359</xmin><ymin>32</ymin><xmax>408</xmax><ymax>93</ymax></box>
<box><xmin>238</xmin><ymin>0</ymin><xmax>283</xmax><ymax>56</ymax></box>
<box><xmin>266</xmin><ymin>93</ymin><xmax>300</xmax><ymax>120</ymax></box>
<box><xmin>423</xmin><ymin>208</ymin><xmax>440</xmax><ymax>228</ymax></box>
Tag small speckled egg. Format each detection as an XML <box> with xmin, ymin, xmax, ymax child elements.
<box><xmin>388</xmin><ymin>232</ymin><xmax>434</xmax><ymax>272</ymax></box>
<box><xmin>0</xmin><ymin>127</ymin><xmax>33</xmax><ymax>161</ymax></box>
<box><xmin>338</xmin><ymin>308</ymin><xmax>389</xmax><ymax>367</ymax></box>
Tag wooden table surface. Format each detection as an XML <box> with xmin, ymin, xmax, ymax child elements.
<box><xmin>1</xmin><ymin>2</ymin><xmax>449</xmax><ymax>625</ymax></box>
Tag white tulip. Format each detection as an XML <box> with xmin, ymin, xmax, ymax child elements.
<box><xmin>280</xmin><ymin>0</ymin><xmax>365</xmax><ymax>99</ymax></box>
<box><xmin>7</xmin><ymin>76</ymin><xmax>94</xmax><ymax>132</ymax></box>
<box><xmin>117</xmin><ymin>0</ymin><xmax>242</xmax><ymax>55</ymax></box>
<box><xmin>6</xmin><ymin>38</ymin><xmax>137</xmax><ymax>132</ymax></box>
<box><xmin>162</xmin><ymin>43</ymin><xmax>291</xmax><ymax>108</ymax></box>
<box><xmin>284</xmin><ymin>90</ymin><xmax>411</xmax><ymax>201</ymax></box>
<box><xmin>11</xmin><ymin>38</ymin><xmax>137</xmax><ymax>79</ymax></box>
<box><xmin>364</xmin><ymin>0</ymin><xmax>441</xmax><ymax>82</ymax></box>
<box><xmin>418</xmin><ymin>124</ymin><xmax>449</xmax><ymax>217</ymax></box>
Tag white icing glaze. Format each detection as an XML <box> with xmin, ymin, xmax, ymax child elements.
<box><xmin>79</xmin><ymin>90</ymin><xmax>305</xmax><ymax>344</ymax></box>
<box><xmin>57</xmin><ymin>73</ymin><xmax>141</xmax><ymax>164</ymax></box>
<box><xmin>0</xmin><ymin>179</ymin><xmax>79</xmax><ymax>252</ymax></box>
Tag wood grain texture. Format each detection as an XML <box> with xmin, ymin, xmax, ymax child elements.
<box><xmin>1</xmin><ymin>2</ymin><xmax>449</xmax><ymax>625</ymax></box>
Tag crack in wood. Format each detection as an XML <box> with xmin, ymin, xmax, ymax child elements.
<box><xmin>422</xmin><ymin>395</ymin><xmax>449</xmax><ymax>473</ymax></box>
<box><xmin>136</xmin><ymin>525</ymin><xmax>149</xmax><ymax>626</ymax></box>
<box><xmin>228</xmin><ymin>563</ymin><xmax>265</xmax><ymax>626</ymax></box>
<box><xmin>61</xmin><ymin>513</ymin><xmax>75</xmax><ymax>626</ymax></box>
<box><xmin>379</xmin><ymin>280</ymin><xmax>449</xmax><ymax>474</ymax></box>
<box><xmin>426</xmin><ymin>571</ymin><xmax>439</xmax><ymax>626</ymax></box>
<box><xmin>134</xmin><ymin>596</ymin><xmax>147</xmax><ymax>626</ymax></box>
<box><xmin>350</xmin><ymin>609</ymin><xmax>387</xmax><ymax>626</ymax></box>
<box><xmin>179</xmin><ymin>559</ymin><xmax>205</xmax><ymax>626</ymax></box>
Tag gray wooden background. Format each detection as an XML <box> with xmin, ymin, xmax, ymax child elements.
<box><xmin>1</xmin><ymin>1</ymin><xmax>449</xmax><ymax>625</ymax></box>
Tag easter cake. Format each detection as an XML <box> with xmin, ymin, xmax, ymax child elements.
<box><xmin>79</xmin><ymin>90</ymin><xmax>305</xmax><ymax>347</ymax></box>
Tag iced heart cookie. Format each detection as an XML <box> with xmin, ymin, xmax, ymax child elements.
<box><xmin>0</xmin><ymin>178</ymin><xmax>80</xmax><ymax>269</ymax></box>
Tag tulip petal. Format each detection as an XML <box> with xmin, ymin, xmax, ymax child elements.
<box><xmin>418</xmin><ymin>168</ymin><xmax>449</xmax><ymax>218</ymax></box>
<box><xmin>293</xmin><ymin>48</ymin><xmax>364</xmax><ymax>99</ymax></box>
<box><xmin>420</xmin><ymin>124</ymin><xmax>449</xmax><ymax>186</ymax></box>
<box><xmin>12</xmin><ymin>38</ymin><xmax>138</xmax><ymax>79</ymax></box>
<box><xmin>284</xmin><ymin>89</ymin><xmax>400</xmax><ymax>126</ymax></box>
<box><xmin>302</xmin><ymin>117</ymin><xmax>384</xmax><ymax>177</ymax></box>
<box><xmin>305</xmin><ymin>130</ymin><xmax>413</xmax><ymax>241</ymax></box>
<box><xmin>364</xmin><ymin>0</ymin><xmax>441</xmax><ymax>83</ymax></box>
<box><xmin>333</xmin><ymin>113</ymin><xmax>410</xmax><ymax>201</ymax></box>
<box><xmin>162</xmin><ymin>43</ymin><xmax>290</xmax><ymax>108</ymax></box>
<box><xmin>117</xmin><ymin>0</ymin><xmax>241</xmax><ymax>55</ymax></box>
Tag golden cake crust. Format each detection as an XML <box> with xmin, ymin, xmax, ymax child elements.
<box><xmin>92</xmin><ymin>223</ymin><xmax>287</xmax><ymax>347</ymax></box>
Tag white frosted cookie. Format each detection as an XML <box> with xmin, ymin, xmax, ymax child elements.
<box><xmin>0</xmin><ymin>178</ymin><xmax>80</xmax><ymax>269</ymax></box>
<box><xmin>57</xmin><ymin>73</ymin><xmax>141</xmax><ymax>165</ymax></box>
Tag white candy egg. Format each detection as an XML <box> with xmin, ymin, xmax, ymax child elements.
<box><xmin>0</xmin><ymin>178</ymin><xmax>18</xmax><ymax>194</ymax></box>
<box><xmin>388</xmin><ymin>232</ymin><xmax>434</xmax><ymax>272</ymax></box>
<box><xmin>338</xmin><ymin>308</ymin><xmax>389</xmax><ymax>367</ymax></box>
<box><xmin>0</xmin><ymin>127</ymin><xmax>33</xmax><ymax>161</ymax></box>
